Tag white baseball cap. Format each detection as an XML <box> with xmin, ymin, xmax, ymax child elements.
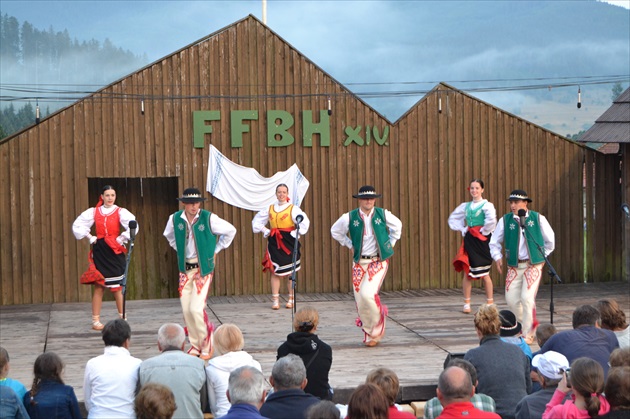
<box><xmin>532</xmin><ymin>351</ymin><xmax>570</xmax><ymax>380</ymax></box>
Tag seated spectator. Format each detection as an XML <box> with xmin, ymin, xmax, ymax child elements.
<box><xmin>435</xmin><ymin>366</ymin><xmax>500</xmax><ymax>419</ymax></box>
<box><xmin>0</xmin><ymin>386</ymin><xmax>29</xmax><ymax>419</ymax></box>
<box><xmin>135</xmin><ymin>382</ymin><xmax>177</xmax><ymax>419</ymax></box>
<box><xmin>542</xmin><ymin>357</ymin><xmax>610</xmax><ymax>419</ymax></box>
<box><xmin>346</xmin><ymin>383</ymin><xmax>389</xmax><ymax>419</ymax></box>
<box><xmin>515</xmin><ymin>351</ymin><xmax>570</xmax><ymax>419</ymax></box>
<box><xmin>0</xmin><ymin>347</ymin><xmax>28</xmax><ymax>406</ymax></box>
<box><xmin>464</xmin><ymin>304</ymin><xmax>531</xmax><ymax>419</ymax></box>
<box><xmin>305</xmin><ymin>400</ymin><xmax>340</xmax><ymax>419</ymax></box>
<box><xmin>600</xmin><ymin>366</ymin><xmax>630</xmax><ymax>419</ymax></box>
<box><xmin>139</xmin><ymin>323</ymin><xmax>207</xmax><ymax>419</ymax></box>
<box><xmin>424</xmin><ymin>358</ymin><xmax>496</xmax><ymax>419</ymax></box>
<box><xmin>540</xmin><ymin>305</ymin><xmax>619</xmax><ymax>376</ymax></box>
<box><xmin>596</xmin><ymin>299</ymin><xmax>629</xmax><ymax>349</ymax></box>
<box><xmin>499</xmin><ymin>309</ymin><xmax>533</xmax><ymax>360</ymax></box>
<box><xmin>365</xmin><ymin>368</ymin><xmax>415</xmax><ymax>419</ymax></box>
<box><xmin>530</xmin><ymin>323</ymin><xmax>558</xmax><ymax>392</ymax></box>
<box><xmin>535</xmin><ymin>323</ymin><xmax>557</xmax><ymax>349</ymax></box>
<box><xmin>83</xmin><ymin>319</ymin><xmax>142</xmax><ymax>418</ymax></box>
<box><xmin>206</xmin><ymin>323</ymin><xmax>262</xmax><ymax>417</ymax></box>
<box><xmin>277</xmin><ymin>307</ymin><xmax>333</xmax><ymax>400</ymax></box>
<box><xmin>23</xmin><ymin>352</ymin><xmax>82</xmax><ymax>419</ymax></box>
<box><xmin>608</xmin><ymin>347</ymin><xmax>630</xmax><ymax>367</ymax></box>
<box><xmin>223</xmin><ymin>366</ymin><xmax>267</xmax><ymax>419</ymax></box>
<box><xmin>260</xmin><ymin>354</ymin><xmax>320</xmax><ymax>419</ymax></box>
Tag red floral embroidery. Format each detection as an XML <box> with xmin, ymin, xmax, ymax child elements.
<box><xmin>352</xmin><ymin>263</ymin><xmax>365</xmax><ymax>292</ymax></box>
<box><xmin>367</xmin><ymin>260</ymin><xmax>383</xmax><ymax>280</ymax></box>
<box><xmin>178</xmin><ymin>272</ymin><xmax>188</xmax><ymax>297</ymax></box>
<box><xmin>505</xmin><ymin>267</ymin><xmax>517</xmax><ymax>292</ymax></box>
<box><xmin>524</xmin><ymin>265</ymin><xmax>541</xmax><ymax>289</ymax></box>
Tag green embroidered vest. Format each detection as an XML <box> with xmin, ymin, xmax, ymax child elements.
<box><xmin>173</xmin><ymin>209</ymin><xmax>217</xmax><ymax>276</ymax></box>
<box><xmin>503</xmin><ymin>210</ymin><xmax>545</xmax><ymax>267</ymax></box>
<box><xmin>348</xmin><ymin>207</ymin><xmax>394</xmax><ymax>263</ymax></box>
<box><xmin>466</xmin><ymin>201</ymin><xmax>487</xmax><ymax>227</ymax></box>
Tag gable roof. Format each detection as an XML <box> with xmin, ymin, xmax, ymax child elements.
<box><xmin>579</xmin><ymin>87</ymin><xmax>630</xmax><ymax>145</ymax></box>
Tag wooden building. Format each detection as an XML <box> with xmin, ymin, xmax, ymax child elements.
<box><xmin>0</xmin><ymin>15</ymin><xmax>624</xmax><ymax>306</ymax></box>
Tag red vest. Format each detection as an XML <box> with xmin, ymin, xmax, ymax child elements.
<box><xmin>94</xmin><ymin>206</ymin><xmax>126</xmax><ymax>254</ymax></box>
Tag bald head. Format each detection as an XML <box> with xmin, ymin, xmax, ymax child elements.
<box><xmin>437</xmin><ymin>366</ymin><xmax>474</xmax><ymax>406</ymax></box>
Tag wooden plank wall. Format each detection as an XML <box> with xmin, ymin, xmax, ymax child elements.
<box><xmin>0</xmin><ymin>16</ymin><xmax>624</xmax><ymax>306</ymax></box>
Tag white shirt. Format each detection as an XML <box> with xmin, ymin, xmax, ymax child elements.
<box><xmin>251</xmin><ymin>201</ymin><xmax>310</xmax><ymax>238</ymax></box>
<box><xmin>83</xmin><ymin>345</ymin><xmax>142</xmax><ymax>418</ymax></box>
<box><xmin>489</xmin><ymin>210</ymin><xmax>555</xmax><ymax>261</ymax></box>
<box><xmin>330</xmin><ymin>207</ymin><xmax>402</xmax><ymax>256</ymax></box>
<box><xmin>72</xmin><ymin>205</ymin><xmax>138</xmax><ymax>243</ymax></box>
<box><xmin>163</xmin><ymin>210</ymin><xmax>237</xmax><ymax>258</ymax></box>
<box><xmin>448</xmin><ymin>199</ymin><xmax>497</xmax><ymax>236</ymax></box>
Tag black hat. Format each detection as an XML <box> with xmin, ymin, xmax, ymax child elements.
<box><xmin>507</xmin><ymin>189</ymin><xmax>532</xmax><ymax>202</ymax></box>
<box><xmin>177</xmin><ymin>187</ymin><xmax>207</xmax><ymax>203</ymax></box>
<box><xmin>353</xmin><ymin>185</ymin><xmax>382</xmax><ymax>199</ymax></box>
<box><xmin>499</xmin><ymin>310</ymin><xmax>523</xmax><ymax>337</ymax></box>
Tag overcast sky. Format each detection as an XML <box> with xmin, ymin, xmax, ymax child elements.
<box><xmin>1</xmin><ymin>0</ymin><xmax>629</xmax><ymax>136</ymax></box>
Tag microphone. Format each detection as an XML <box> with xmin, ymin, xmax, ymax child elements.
<box><xmin>622</xmin><ymin>203</ymin><xmax>630</xmax><ymax>220</ymax></box>
<box><xmin>296</xmin><ymin>214</ymin><xmax>304</xmax><ymax>224</ymax></box>
<box><xmin>129</xmin><ymin>220</ymin><xmax>137</xmax><ymax>241</ymax></box>
<box><xmin>517</xmin><ymin>209</ymin><xmax>527</xmax><ymax>229</ymax></box>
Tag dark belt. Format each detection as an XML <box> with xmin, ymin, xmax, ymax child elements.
<box><xmin>186</xmin><ymin>263</ymin><xmax>199</xmax><ymax>270</ymax></box>
<box><xmin>361</xmin><ymin>254</ymin><xmax>378</xmax><ymax>259</ymax></box>
<box><xmin>518</xmin><ymin>259</ymin><xmax>529</xmax><ymax>264</ymax></box>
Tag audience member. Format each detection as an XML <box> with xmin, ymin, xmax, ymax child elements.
<box><xmin>0</xmin><ymin>347</ymin><xmax>28</xmax><ymax>405</ymax></box>
<box><xmin>135</xmin><ymin>382</ymin><xmax>177</xmax><ymax>419</ymax></box>
<box><xmin>608</xmin><ymin>347</ymin><xmax>630</xmax><ymax>367</ymax></box>
<box><xmin>139</xmin><ymin>323</ymin><xmax>207</xmax><ymax>419</ymax></box>
<box><xmin>435</xmin><ymin>366</ymin><xmax>500</xmax><ymax>419</ymax></box>
<box><xmin>535</xmin><ymin>323</ymin><xmax>557</xmax><ymax>349</ymax></box>
<box><xmin>600</xmin><ymin>366</ymin><xmax>630</xmax><ymax>419</ymax></box>
<box><xmin>515</xmin><ymin>351</ymin><xmax>570</xmax><ymax>419</ymax></box>
<box><xmin>0</xmin><ymin>386</ymin><xmax>30</xmax><ymax>419</ymax></box>
<box><xmin>464</xmin><ymin>304</ymin><xmax>531</xmax><ymax>419</ymax></box>
<box><xmin>596</xmin><ymin>299</ymin><xmax>629</xmax><ymax>349</ymax></box>
<box><xmin>499</xmin><ymin>309</ymin><xmax>533</xmax><ymax>360</ymax></box>
<box><xmin>530</xmin><ymin>323</ymin><xmax>558</xmax><ymax>392</ymax></box>
<box><xmin>23</xmin><ymin>352</ymin><xmax>82</xmax><ymax>419</ymax></box>
<box><xmin>83</xmin><ymin>319</ymin><xmax>142</xmax><ymax>418</ymax></box>
<box><xmin>424</xmin><ymin>358</ymin><xmax>496</xmax><ymax>419</ymax></box>
<box><xmin>222</xmin><ymin>366</ymin><xmax>267</xmax><ymax>419</ymax></box>
<box><xmin>365</xmin><ymin>368</ymin><xmax>415</xmax><ymax>419</ymax></box>
<box><xmin>542</xmin><ymin>357</ymin><xmax>610</xmax><ymax>419</ymax></box>
<box><xmin>277</xmin><ymin>307</ymin><xmax>333</xmax><ymax>400</ymax></box>
<box><xmin>305</xmin><ymin>400</ymin><xmax>340</xmax><ymax>419</ymax></box>
<box><xmin>206</xmin><ymin>323</ymin><xmax>262</xmax><ymax>417</ymax></box>
<box><xmin>346</xmin><ymin>383</ymin><xmax>389</xmax><ymax>419</ymax></box>
<box><xmin>540</xmin><ymin>304</ymin><xmax>619</xmax><ymax>376</ymax></box>
<box><xmin>260</xmin><ymin>354</ymin><xmax>320</xmax><ymax>419</ymax></box>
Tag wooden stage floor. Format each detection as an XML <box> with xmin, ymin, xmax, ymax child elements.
<box><xmin>1</xmin><ymin>281</ymin><xmax>628</xmax><ymax>404</ymax></box>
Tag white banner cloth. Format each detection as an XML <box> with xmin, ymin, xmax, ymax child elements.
<box><xmin>206</xmin><ymin>145</ymin><xmax>310</xmax><ymax>211</ymax></box>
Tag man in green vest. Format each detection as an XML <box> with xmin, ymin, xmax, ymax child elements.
<box><xmin>330</xmin><ymin>185</ymin><xmax>403</xmax><ymax>347</ymax></box>
<box><xmin>164</xmin><ymin>187</ymin><xmax>237</xmax><ymax>360</ymax></box>
<box><xmin>489</xmin><ymin>190</ymin><xmax>555</xmax><ymax>344</ymax></box>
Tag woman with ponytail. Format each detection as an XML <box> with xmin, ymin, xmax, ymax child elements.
<box><xmin>277</xmin><ymin>306</ymin><xmax>333</xmax><ymax>400</ymax></box>
<box><xmin>543</xmin><ymin>357</ymin><xmax>610</xmax><ymax>419</ymax></box>
<box><xmin>24</xmin><ymin>352</ymin><xmax>82</xmax><ymax>419</ymax></box>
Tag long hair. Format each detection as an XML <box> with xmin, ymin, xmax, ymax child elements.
<box><xmin>570</xmin><ymin>357</ymin><xmax>605</xmax><ymax>419</ymax></box>
<box><xmin>28</xmin><ymin>352</ymin><xmax>65</xmax><ymax>406</ymax></box>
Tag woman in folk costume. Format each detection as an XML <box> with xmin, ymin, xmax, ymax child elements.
<box><xmin>448</xmin><ymin>179</ymin><xmax>497</xmax><ymax>314</ymax></box>
<box><xmin>252</xmin><ymin>184</ymin><xmax>310</xmax><ymax>310</ymax></box>
<box><xmin>72</xmin><ymin>185</ymin><xmax>138</xmax><ymax>330</ymax></box>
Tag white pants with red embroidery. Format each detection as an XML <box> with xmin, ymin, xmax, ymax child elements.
<box><xmin>505</xmin><ymin>261</ymin><xmax>543</xmax><ymax>338</ymax></box>
<box><xmin>179</xmin><ymin>268</ymin><xmax>214</xmax><ymax>355</ymax></box>
<box><xmin>352</xmin><ymin>258</ymin><xmax>389</xmax><ymax>343</ymax></box>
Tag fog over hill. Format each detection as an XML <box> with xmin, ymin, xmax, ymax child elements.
<box><xmin>0</xmin><ymin>0</ymin><xmax>628</xmax><ymax>137</ymax></box>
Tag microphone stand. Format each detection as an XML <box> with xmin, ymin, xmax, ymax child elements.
<box><xmin>121</xmin><ymin>222</ymin><xmax>137</xmax><ymax>320</ymax></box>
<box><xmin>289</xmin><ymin>217</ymin><xmax>303</xmax><ymax>331</ymax></box>
<box><xmin>521</xmin><ymin>219</ymin><xmax>561</xmax><ymax>324</ymax></box>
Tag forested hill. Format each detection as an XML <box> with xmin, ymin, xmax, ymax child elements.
<box><xmin>0</xmin><ymin>14</ymin><xmax>148</xmax><ymax>138</ymax></box>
